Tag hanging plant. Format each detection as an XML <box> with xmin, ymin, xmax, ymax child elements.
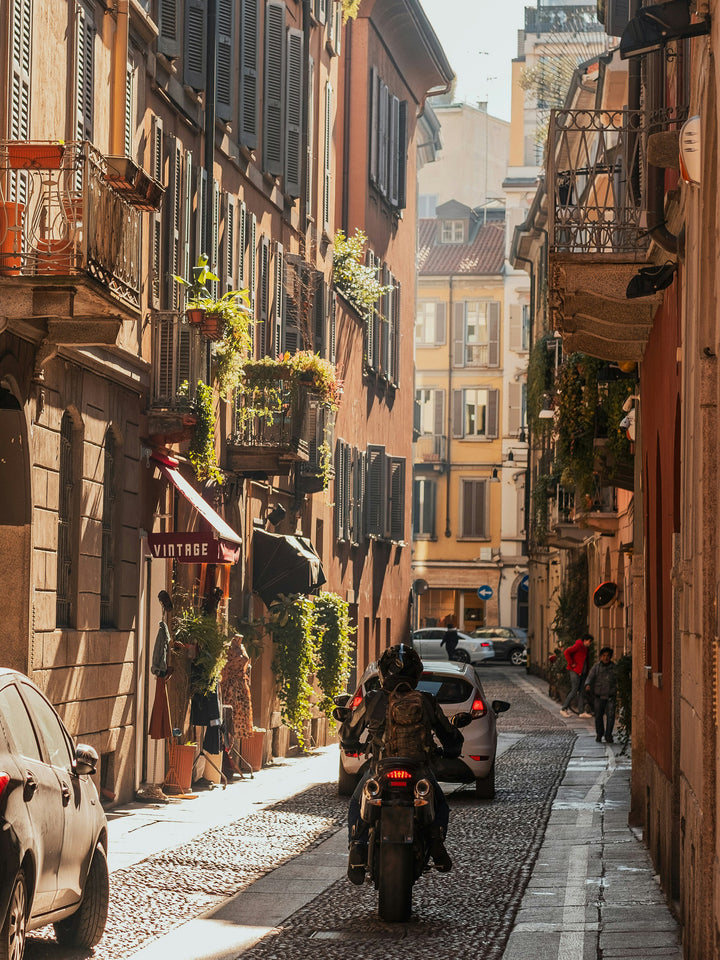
<box><xmin>554</xmin><ymin>353</ymin><xmax>602</xmax><ymax>500</ymax></box>
<box><xmin>332</xmin><ymin>229</ymin><xmax>391</xmax><ymax>317</ymax></box>
<box><xmin>313</xmin><ymin>592</ymin><xmax>355</xmax><ymax>718</ymax></box>
<box><xmin>173</xmin><ymin>603</ymin><xmax>233</xmax><ymax>696</ymax></box>
<box><xmin>527</xmin><ymin>335</ymin><xmax>557</xmax><ymax>436</ymax></box>
<box><xmin>615</xmin><ymin>653</ymin><xmax>632</xmax><ymax>750</ymax></box>
<box><xmin>186</xmin><ymin>381</ymin><xmax>223</xmax><ymax>484</ymax></box>
<box><xmin>341</xmin><ymin>0</ymin><xmax>361</xmax><ymax>19</ymax></box>
<box><xmin>267</xmin><ymin>593</ymin><xmax>317</xmax><ymax>747</ymax></box>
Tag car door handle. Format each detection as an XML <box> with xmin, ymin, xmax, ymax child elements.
<box><xmin>61</xmin><ymin>782</ymin><xmax>71</xmax><ymax>806</ymax></box>
<box><xmin>24</xmin><ymin>772</ymin><xmax>38</xmax><ymax>799</ymax></box>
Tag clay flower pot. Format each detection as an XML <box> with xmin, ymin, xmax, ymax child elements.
<box><xmin>7</xmin><ymin>143</ymin><xmax>64</xmax><ymax>170</ymax></box>
<box><xmin>185</xmin><ymin>307</ymin><xmax>206</xmax><ymax>325</ymax></box>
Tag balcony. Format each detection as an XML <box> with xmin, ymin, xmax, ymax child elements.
<box><xmin>524</xmin><ymin>5</ymin><xmax>601</xmax><ymax>34</ymax></box>
<box><xmin>414</xmin><ymin>434</ymin><xmax>448</xmax><ymax>469</ymax></box>
<box><xmin>0</xmin><ymin>141</ymin><xmax>158</xmax><ymax>370</ymax></box>
<box><xmin>547</xmin><ymin>109</ymin><xmax>662</xmax><ymax>362</ymax></box>
<box><xmin>146</xmin><ymin>312</ymin><xmax>207</xmax><ymax>445</ymax></box>
<box><xmin>297</xmin><ymin>399</ymin><xmax>336</xmax><ymax>493</ymax></box>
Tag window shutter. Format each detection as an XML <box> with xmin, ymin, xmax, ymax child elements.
<box><xmin>453</xmin><ymin>302</ymin><xmax>466</xmax><ymax>367</ymax></box>
<box><xmin>379</xmin><ymin>264</ymin><xmax>390</xmax><ymax>378</ymax></box>
<box><xmin>435</xmin><ymin>301</ymin><xmax>446</xmax><ymax>345</ymax></box>
<box><xmin>343</xmin><ymin>443</ymin><xmax>352</xmax><ymax>541</ymax></box>
<box><xmin>182</xmin><ymin>149</ymin><xmax>193</xmax><ymax>283</ymax></box>
<box><xmin>378</xmin><ymin>83</ymin><xmax>389</xmax><ymax>196</ymax></box>
<box><xmin>391</xmin><ymin>279</ymin><xmax>400</xmax><ymax>386</ymax></box>
<box><xmin>259</xmin><ymin>234</ymin><xmax>270</xmax><ymax>355</ymax></box>
<box><xmin>328</xmin><ymin>290</ymin><xmax>337</xmax><ymax>363</ymax></box>
<box><xmin>313</xmin><ymin>272</ymin><xmax>326</xmax><ymax>355</ymax></box>
<box><xmin>238</xmin><ymin>200</ymin><xmax>247</xmax><ymax>288</ymax></box>
<box><xmin>10</xmin><ymin>0</ymin><xmax>31</xmax><ymax>148</ymax></box>
<box><xmin>158</xmin><ymin>0</ymin><xmax>181</xmax><ymax>58</ymax></box>
<box><xmin>462</xmin><ymin>479</ymin><xmax>486</xmax><ymax>538</ymax></box>
<box><xmin>211</xmin><ymin>179</ymin><xmax>220</xmax><ymax>296</ymax></box>
<box><xmin>323</xmin><ymin>81</ymin><xmax>332</xmax><ymax>231</ymax></box>
<box><xmin>76</xmin><ymin>3</ymin><xmax>95</xmax><ymax>142</ymax></box>
<box><xmin>488</xmin><ymin>301</ymin><xmax>500</xmax><ymax>366</ymax></box>
<box><xmin>183</xmin><ymin>0</ymin><xmax>206</xmax><ymax>91</ymax></box>
<box><xmin>263</xmin><ymin>0</ymin><xmax>286</xmax><ymax>177</ymax></box>
<box><xmin>195</xmin><ymin>166</ymin><xmax>207</xmax><ymax>262</ymax></box>
<box><xmin>217</xmin><ymin>0</ymin><xmax>236</xmax><ymax>122</ymax></box>
<box><xmin>224</xmin><ymin>193</ymin><xmax>237</xmax><ymax>292</ymax></box>
<box><xmin>165</xmin><ymin>136</ymin><xmax>181</xmax><ymax>308</ymax></box>
<box><xmin>335</xmin><ymin>439</ymin><xmax>347</xmax><ymax>541</ymax></box>
<box><xmin>365</xmin><ymin>444</ymin><xmax>387</xmax><ymax>538</ymax></box>
<box><xmin>249</xmin><ymin>211</ymin><xmax>257</xmax><ymax>317</ymax></box>
<box><xmin>306</xmin><ymin>57</ymin><xmax>314</xmax><ymax>210</ymax></box>
<box><xmin>452</xmin><ymin>389</ymin><xmax>464</xmax><ymax>438</ymax></box>
<box><xmin>397</xmin><ymin>100</ymin><xmax>407</xmax><ymax>208</ymax></box>
<box><xmin>150</xmin><ymin>116</ymin><xmax>164</xmax><ymax>309</ymax></box>
<box><xmin>333</xmin><ymin>0</ymin><xmax>342</xmax><ymax>54</ymax></box>
<box><xmin>314</xmin><ymin>0</ymin><xmax>327</xmax><ymax>25</ymax></box>
<box><xmin>388</xmin><ymin>96</ymin><xmax>399</xmax><ymax>206</ymax></box>
<box><xmin>285</xmin><ymin>27</ymin><xmax>303</xmax><ymax>197</ymax></box>
<box><xmin>508</xmin><ymin>382</ymin><xmax>522</xmax><ymax>436</ymax></box>
<box><xmin>273</xmin><ymin>241</ymin><xmax>286</xmax><ymax>355</ymax></box>
<box><xmin>509</xmin><ymin>305</ymin><xmax>523</xmax><ymax>352</ymax></box>
<box><xmin>433</xmin><ymin>390</ymin><xmax>445</xmax><ymax>439</ymax></box>
<box><xmin>388</xmin><ymin>457</ymin><xmax>405</xmax><ymax>542</ymax></box>
<box><xmin>240</xmin><ymin>0</ymin><xmax>260</xmax><ymax>149</ymax></box>
<box><xmin>369</xmin><ymin>68</ymin><xmax>379</xmax><ymax>186</ymax></box>
<box><xmin>487</xmin><ymin>389</ymin><xmax>499</xmax><ymax>438</ymax></box>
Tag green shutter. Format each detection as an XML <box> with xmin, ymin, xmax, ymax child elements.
<box><xmin>285</xmin><ymin>27</ymin><xmax>303</xmax><ymax>197</ymax></box>
<box><xmin>183</xmin><ymin>0</ymin><xmax>206</xmax><ymax>91</ymax></box>
<box><xmin>263</xmin><ymin>0</ymin><xmax>286</xmax><ymax>176</ymax></box>
<box><xmin>240</xmin><ymin>0</ymin><xmax>260</xmax><ymax>149</ymax></box>
<box><xmin>217</xmin><ymin>0</ymin><xmax>236</xmax><ymax>122</ymax></box>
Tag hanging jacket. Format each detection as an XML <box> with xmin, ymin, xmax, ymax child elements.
<box><xmin>151</xmin><ymin>621</ymin><xmax>172</xmax><ymax>677</ymax></box>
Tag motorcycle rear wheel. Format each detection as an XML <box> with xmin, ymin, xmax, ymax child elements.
<box><xmin>378</xmin><ymin>844</ymin><xmax>413</xmax><ymax>922</ymax></box>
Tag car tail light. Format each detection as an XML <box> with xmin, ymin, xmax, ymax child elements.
<box><xmin>0</xmin><ymin>772</ymin><xmax>10</xmax><ymax>799</ymax></box>
<box><xmin>469</xmin><ymin>755</ymin><xmax>489</xmax><ymax>761</ymax></box>
<box><xmin>470</xmin><ymin>697</ymin><xmax>487</xmax><ymax>717</ymax></box>
<box><xmin>479</xmin><ymin>642</ymin><xmax>492</xmax><ymax>648</ymax></box>
<box><xmin>386</xmin><ymin>769</ymin><xmax>412</xmax><ymax>784</ymax></box>
<box><xmin>350</xmin><ymin>690</ymin><xmax>363</xmax><ymax>710</ymax></box>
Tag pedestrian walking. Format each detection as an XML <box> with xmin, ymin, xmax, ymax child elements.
<box><xmin>440</xmin><ymin>622</ymin><xmax>460</xmax><ymax>661</ymax></box>
<box><xmin>585</xmin><ymin>646</ymin><xmax>618</xmax><ymax>743</ymax></box>
<box><xmin>560</xmin><ymin>633</ymin><xmax>593</xmax><ymax>717</ymax></box>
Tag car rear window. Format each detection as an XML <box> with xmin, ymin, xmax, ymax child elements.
<box><xmin>417</xmin><ymin>674</ymin><xmax>474</xmax><ymax>704</ymax></box>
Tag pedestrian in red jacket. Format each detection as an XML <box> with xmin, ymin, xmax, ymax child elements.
<box><xmin>560</xmin><ymin>634</ymin><xmax>593</xmax><ymax>717</ymax></box>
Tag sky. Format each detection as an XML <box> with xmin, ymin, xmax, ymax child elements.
<box><xmin>420</xmin><ymin>0</ymin><xmax>531</xmax><ymax>122</ymax></box>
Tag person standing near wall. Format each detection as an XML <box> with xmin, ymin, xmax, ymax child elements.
<box><xmin>560</xmin><ymin>633</ymin><xmax>593</xmax><ymax>717</ymax></box>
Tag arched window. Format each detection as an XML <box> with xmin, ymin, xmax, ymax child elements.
<box><xmin>57</xmin><ymin>413</ymin><xmax>75</xmax><ymax>627</ymax></box>
<box><xmin>100</xmin><ymin>429</ymin><xmax>116</xmax><ymax>627</ymax></box>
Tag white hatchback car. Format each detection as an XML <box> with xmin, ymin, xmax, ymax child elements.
<box><xmin>411</xmin><ymin>628</ymin><xmax>495</xmax><ymax>665</ymax></box>
<box><xmin>336</xmin><ymin>659</ymin><xmax>510</xmax><ymax>799</ymax></box>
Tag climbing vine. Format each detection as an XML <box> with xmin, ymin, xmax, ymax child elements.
<box><xmin>267</xmin><ymin>593</ymin><xmax>318</xmax><ymax>748</ymax></box>
<box><xmin>313</xmin><ymin>592</ymin><xmax>355</xmax><ymax>718</ymax></box>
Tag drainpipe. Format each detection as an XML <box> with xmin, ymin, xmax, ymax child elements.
<box><xmin>513</xmin><ymin>253</ymin><xmax>534</xmax><ymax>556</ymax></box>
<box><xmin>110</xmin><ymin>0</ymin><xmax>130</xmax><ymax>156</ymax></box>
<box><xmin>445</xmin><ymin>276</ymin><xmax>454</xmax><ymax>538</ymax></box>
<box><xmin>300</xmin><ymin>0</ymin><xmax>311</xmax><ymax>230</ymax></box>
<box><xmin>204</xmin><ymin>0</ymin><xmax>218</xmax><ymax>263</ymax></box>
<box><xmin>341</xmin><ymin>16</ymin><xmax>353</xmax><ymax>232</ymax></box>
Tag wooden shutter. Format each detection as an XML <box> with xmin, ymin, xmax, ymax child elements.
<box><xmin>508</xmin><ymin>382</ymin><xmax>522</xmax><ymax>436</ymax></box>
<box><xmin>150</xmin><ymin>116</ymin><xmax>164</xmax><ymax>309</ymax></box>
<box><xmin>314</xmin><ymin>0</ymin><xmax>327</xmax><ymax>25</ymax></box>
<box><xmin>238</xmin><ymin>200</ymin><xmax>247</xmax><ymax>288</ymax></box>
<box><xmin>413</xmin><ymin>478</ymin><xmax>435</xmax><ymax>538</ymax></box>
<box><xmin>434</xmin><ymin>301</ymin><xmax>446</xmax><ymax>345</ymax></box>
<box><xmin>452</xmin><ymin>389</ymin><xmax>464</xmax><ymax>438</ymax></box>
<box><xmin>259</xmin><ymin>235</ymin><xmax>270</xmax><ymax>355</ymax></box>
<box><xmin>388</xmin><ymin>96</ymin><xmax>399</xmax><ymax>206</ymax></box>
<box><xmin>263</xmin><ymin>0</ymin><xmax>286</xmax><ymax>177</ymax></box>
<box><xmin>343</xmin><ymin>443</ymin><xmax>352</xmax><ymax>541</ymax></box>
<box><xmin>328</xmin><ymin>290</ymin><xmax>337</xmax><ymax>363</ymax></box>
<box><xmin>183</xmin><ymin>0</ymin><xmax>206</xmax><ymax>90</ymax></box>
<box><xmin>390</xmin><ymin>279</ymin><xmax>400</xmax><ymax>386</ymax></box>
<box><xmin>124</xmin><ymin>60</ymin><xmax>135</xmax><ymax>157</ymax></box>
<box><xmin>369</xmin><ymin>67</ymin><xmax>379</xmax><ymax>185</ymax></box>
<box><xmin>397</xmin><ymin>100</ymin><xmax>407</xmax><ymax>208</ymax></box>
<box><xmin>486</xmin><ymin>389</ymin><xmax>499</xmax><ymax>438</ymax></box>
<box><xmin>224</xmin><ymin>193</ymin><xmax>237</xmax><ymax>292</ymax></box>
<box><xmin>388</xmin><ymin>457</ymin><xmax>405</xmax><ymax>542</ymax></box>
<box><xmin>211</xmin><ymin>178</ymin><xmax>220</xmax><ymax>295</ymax></box>
<box><xmin>333</xmin><ymin>0</ymin><xmax>342</xmax><ymax>54</ymax></box>
<box><xmin>323</xmin><ymin>81</ymin><xmax>332</xmax><ymax>231</ymax></box>
<box><xmin>462</xmin><ymin>479</ymin><xmax>486</xmax><ymax>538</ymax></box>
<box><xmin>285</xmin><ymin>28</ymin><xmax>303</xmax><ymax>197</ymax></box>
<box><xmin>365</xmin><ymin>444</ymin><xmax>386</xmax><ymax>538</ymax></box>
<box><xmin>166</xmin><ymin>136</ymin><xmax>181</xmax><ymax>308</ymax></box>
<box><xmin>217</xmin><ymin>0</ymin><xmax>236</xmax><ymax>122</ymax></box>
<box><xmin>453</xmin><ymin>302</ymin><xmax>466</xmax><ymax>367</ymax></box>
<box><xmin>10</xmin><ymin>0</ymin><xmax>32</xmax><ymax>205</ymax></box>
<box><xmin>195</xmin><ymin>166</ymin><xmax>207</xmax><ymax>261</ymax></box>
<box><xmin>158</xmin><ymin>0</ymin><xmax>181</xmax><ymax>58</ymax></box>
<box><xmin>306</xmin><ymin>56</ymin><xmax>314</xmax><ymax>210</ymax></box>
<box><xmin>273</xmin><ymin>241</ymin><xmax>286</xmax><ymax>356</ymax></box>
<box><xmin>76</xmin><ymin>2</ymin><xmax>95</xmax><ymax>142</ymax></box>
<box><xmin>488</xmin><ymin>301</ymin><xmax>500</xmax><ymax>366</ymax></box>
<box><xmin>433</xmin><ymin>389</ymin><xmax>445</xmax><ymax>440</ymax></box>
<box><xmin>313</xmin><ymin>272</ymin><xmax>326</xmax><ymax>355</ymax></box>
<box><xmin>509</xmin><ymin>305</ymin><xmax>523</xmax><ymax>351</ymax></box>
<box><xmin>249</xmin><ymin>212</ymin><xmax>257</xmax><ymax>317</ymax></box>
<box><xmin>182</xmin><ymin>150</ymin><xmax>193</xmax><ymax>283</ymax></box>
<box><xmin>378</xmin><ymin>82</ymin><xmax>389</xmax><ymax>196</ymax></box>
<box><xmin>240</xmin><ymin>0</ymin><xmax>260</xmax><ymax>149</ymax></box>
<box><xmin>334</xmin><ymin>439</ymin><xmax>347</xmax><ymax>541</ymax></box>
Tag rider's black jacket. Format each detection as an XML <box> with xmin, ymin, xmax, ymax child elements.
<box><xmin>339</xmin><ymin>688</ymin><xmax>463</xmax><ymax>764</ymax></box>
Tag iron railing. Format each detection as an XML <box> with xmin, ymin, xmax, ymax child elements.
<box><xmin>229</xmin><ymin>379</ymin><xmax>313</xmax><ymax>456</ymax></box>
<box><xmin>525</xmin><ymin>5</ymin><xmax>601</xmax><ymax>34</ymax></box>
<box><xmin>0</xmin><ymin>141</ymin><xmax>141</xmax><ymax>308</ymax></box>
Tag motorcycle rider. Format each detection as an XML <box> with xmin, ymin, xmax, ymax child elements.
<box><xmin>339</xmin><ymin>643</ymin><xmax>464</xmax><ymax>885</ymax></box>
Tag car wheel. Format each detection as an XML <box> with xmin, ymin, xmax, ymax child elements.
<box><xmin>54</xmin><ymin>843</ymin><xmax>109</xmax><ymax>949</ymax></box>
<box><xmin>510</xmin><ymin>648</ymin><xmax>525</xmax><ymax>666</ymax></box>
<box><xmin>452</xmin><ymin>649</ymin><xmax>471</xmax><ymax>664</ymax></box>
<box><xmin>475</xmin><ymin>761</ymin><xmax>496</xmax><ymax>800</ymax></box>
<box><xmin>337</xmin><ymin>758</ymin><xmax>361</xmax><ymax>797</ymax></box>
<box><xmin>0</xmin><ymin>870</ymin><xmax>27</xmax><ymax>960</ymax></box>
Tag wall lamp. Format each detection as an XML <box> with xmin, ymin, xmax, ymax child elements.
<box><xmin>626</xmin><ymin>262</ymin><xmax>677</xmax><ymax>299</ymax></box>
<box><xmin>620</xmin><ymin>0</ymin><xmax>710</xmax><ymax>59</ymax></box>
<box><xmin>266</xmin><ymin>503</ymin><xmax>287</xmax><ymax>527</ymax></box>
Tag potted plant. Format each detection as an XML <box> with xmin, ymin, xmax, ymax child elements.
<box><xmin>172</xmin><ymin>603</ymin><xmax>233</xmax><ymax>697</ymax></box>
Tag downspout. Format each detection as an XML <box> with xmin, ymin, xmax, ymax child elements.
<box><xmin>300</xmin><ymin>0</ymin><xmax>311</xmax><ymax>230</ymax></box>
<box><xmin>445</xmin><ymin>276</ymin><xmax>453</xmax><ymax>538</ymax></box>
<box><xmin>204</xmin><ymin>0</ymin><xmax>218</xmax><ymax>263</ymax></box>
<box><xmin>512</xmin><ymin>253</ymin><xmax>534</xmax><ymax>556</ymax></box>
<box><xmin>110</xmin><ymin>0</ymin><xmax>130</xmax><ymax>156</ymax></box>
<box><xmin>341</xmin><ymin>16</ymin><xmax>353</xmax><ymax>232</ymax></box>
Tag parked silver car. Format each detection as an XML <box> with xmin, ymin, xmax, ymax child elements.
<box><xmin>411</xmin><ymin>628</ymin><xmax>494</xmax><ymax>665</ymax></box>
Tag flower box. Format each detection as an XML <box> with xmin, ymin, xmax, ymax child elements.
<box><xmin>185</xmin><ymin>307</ymin><xmax>206</xmax><ymax>325</ymax></box>
<box><xmin>7</xmin><ymin>143</ymin><xmax>64</xmax><ymax>170</ymax></box>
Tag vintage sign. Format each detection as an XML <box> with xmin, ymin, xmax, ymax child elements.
<box><xmin>147</xmin><ymin>532</ymin><xmax>240</xmax><ymax>565</ymax></box>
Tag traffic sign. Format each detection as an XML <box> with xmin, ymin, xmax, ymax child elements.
<box><xmin>477</xmin><ymin>585</ymin><xmax>493</xmax><ymax>600</ymax></box>
<box><xmin>520</xmin><ymin>575</ymin><xmax>529</xmax><ymax>590</ymax></box>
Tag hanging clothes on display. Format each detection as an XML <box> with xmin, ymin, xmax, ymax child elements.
<box><xmin>149</xmin><ymin>620</ymin><xmax>173</xmax><ymax>740</ymax></box>
<box><xmin>190</xmin><ymin>683</ymin><xmax>223</xmax><ymax>754</ymax></box>
<box><xmin>220</xmin><ymin>636</ymin><xmax>254</xmax><ymax>740</ymax></box>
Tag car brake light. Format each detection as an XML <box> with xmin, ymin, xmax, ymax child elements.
<box><xmin>344</xmin><ymin>750</ymin><xmax>360</xmax><ymax>758</ymax></box>
<box><xmin>350</xmin><ymin>691</ymin><xmax>363</xmax><ymax>710</ymax></box>
<box><xmin>386</xmin><ymin>769</ymin><xmax>412</xmax><ymax>783</ymax></box>
<box><xmin>480</xmin><ymin>642</ymin><xmax>492</xmax><ymax>648</ymax></box>
<box><xmin>470</xmin><ymin>697</ymin><xmax>487</xmax><ymax>717</ymax></box>
<box><xmin>0</xmin><ymin>772</ymin><xmax>10</xmax><ymax>799</ymax></box>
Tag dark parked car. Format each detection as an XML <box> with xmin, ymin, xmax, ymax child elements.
<box><xmin>0</xmin><ymin>668</ymin><xmax>109</xmax><ymax>959</ymax></box>
<box><xmin>470</xmin><ymin>627</ymin><xmax>528</xmax><ymax>665</ymax></box>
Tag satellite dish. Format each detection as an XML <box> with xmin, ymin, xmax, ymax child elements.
<box><xmin>413</xmin><ymin>579</ymin><xmax>429</xmax><ymax>596</ymax></box>
<box><xmin>593</xmin><ymin>581</ymin><xmax>618</xmax><ymax>607</ymax></box>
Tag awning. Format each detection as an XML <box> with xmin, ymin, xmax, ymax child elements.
<box><xmin>252</xmin><ymin>528</ymin><xmax>326</xmax><ymax>607</ymax></box>
<box><xmin>148</xmin><ymin>452</ymin><xmax>242</xmax><ymax>564</ymax></box>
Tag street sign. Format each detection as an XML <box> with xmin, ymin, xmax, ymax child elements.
<box><xmin>477</xmin><ymin>585</ymin><xmax>493</xmax><ymax>600</ymax></box>
<box><xmin>520</xmin><ymin>575</ymin><xmax>529</xmax><ymax>590</ymax></box>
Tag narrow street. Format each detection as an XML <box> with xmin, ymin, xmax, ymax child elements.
<box><xmin>25</xmin><ymin>669</ymin><xmax>681</xmax><ymax>960</ymax></box>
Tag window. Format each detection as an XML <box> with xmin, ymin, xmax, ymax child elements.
<box><xmin>334</xmin><ymin>437</ymin><xmax>352</xmax><ymax>542</ymax></box>
<box><xmin>239</xmin><ymin>0</ymin><xmax>260</xmax><ymax>149</ymax></box>
<box><xmin>453</xmin><ymin>388</ymin><xmax>499</xmax><ymax>439</ymax></box>
<box><xmin>285</xmin><ymin>28</ymin><xmax>303</xmax><ymax>197</ymax></box>
<box><xmin>412</xmin><ymin>477</ymin><xmax>436</xmax><ymax>539</ymax></box>
<box><xmin>441</xmin><ymin>220</ymin><xmax>465</xmax><ymax>243</ymax></box>
<box><xmin>418</xmin><ymin>194</ymin><xmax>437</xmax><ymax>218</ymax></box>
<box><xmin>263</xmin><ymin>0</ymin><xmax>286</xmax><ymax>177</ymax></box>
<box><xmin>509</xmin><ymin>303</ymin><xmax>530</xmax><ymax>352</ymax></box>
<box><xmin>100</xmin><ymin>429</ymin><xmax>117</xmax><ymax>627</ymax></box>
<box><xmin>364</xmin><ymin>444</ymin><xmax>405</xmax><ymax>542</ymax></box>
<box><xmin>508</xmin><ymin>381</ymin><xmax>527</xmax><ymax>436</ymax></box>
<box><xmin>75</xmin><ymin>2</ymin><xmax>95</xmax><ymax>143</ymax></box>
<box><xmin>368</xmin><ymin>67</ymin><xmax>407</xmax><ymax>209</ymax></box>
<box><xmin>461</xmin><ymin>479</ymin><xmax>487</xmax><ymax>538</ymax></box>
<box><xmin>415</xmin><ymin>302</ymin><xmax>446</xmax><ymax>346</ymax></box>
<box><xmin>453</xmin><ymin>300</ymin><xmax>500</xmax><ymax>367</ymax></box>
<box><xmin>57</xmin><ymin>413</ymin><xmax>75</xmax><ymax>628</ymax></box>
<box><xmin>0</xmin><ymin>685</ymin><xmax>41</xmax><ymax>761</ymax></box>
<box><xmin>19</xmin><ymin>684</ymin><xmax>73</xmax><ymax>770</ymax></box>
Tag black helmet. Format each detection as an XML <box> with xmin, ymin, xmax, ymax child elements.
<box><xmin>377</xmin><ymin>643</ymin><xmax>423</xmax><ymax>691</ymax></box>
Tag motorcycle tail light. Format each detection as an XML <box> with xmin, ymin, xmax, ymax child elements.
<box><xmin>386</xmin><ymin>769</ymin><xmax>412</xmax><ymax>783</ymax></box>
<box><xmin>470</xmin><ymin>697</ymin><xmax>487</xmax><ymax>717</ymax></box>
<box><xmin>344</xmin><ymin>750</ymin><xmax>360</xmax><ymax>758</ymax></box>
<box><xmin>470</xmin><ymin>755</ymin><xmax>489</xmax><ymax>761</ymax></box>
<box><xmin>0</xmin><ymin>772</ymin><xmax>9</xmax><ymax>799</ymax></box>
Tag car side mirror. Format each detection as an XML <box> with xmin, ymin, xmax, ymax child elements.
<box><xmin>332</xmin><ymin>706</ymin><xmax>351</xmax><ymax>723</ymax></box>
<box><xmin>492</xmin><ymin>700</ymin><xmax>511</xmax><ymax>715</ymax></box>
<box><xmin>333</xmin><ymin>694</ymin><xmax>351</xmax><ymax>707</ymax></box>
<box><xmin>74</xmin><ymin>743</ymin><xmax>99</xmax><ymax>777</ymax></box>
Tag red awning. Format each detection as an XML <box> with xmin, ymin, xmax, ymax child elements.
<box><xmin>149</xmin><ymin>452</ymin><xmax>241</xmax><ymax>564</ymax></box>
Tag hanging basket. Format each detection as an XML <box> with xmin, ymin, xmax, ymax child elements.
<box><xmin>200</xmin><ymin>313</ymin><xmax>226</xmax><ymax>341</ymax></box>
<box><xmin>185</xmin><ymin>307</ymin><xmax>206</xmax><ymax>325</ymax></box>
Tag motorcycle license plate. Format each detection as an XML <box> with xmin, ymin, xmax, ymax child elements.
<box><xmin>380</xmin><ymin>806</ymin><xmax>414</xmax><ymax>843</ymax></box>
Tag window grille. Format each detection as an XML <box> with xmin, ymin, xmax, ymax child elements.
<box><xmin>100</xmin><ymin>431</ymin><xmax>116</xmax><ymax>627</ymax></box>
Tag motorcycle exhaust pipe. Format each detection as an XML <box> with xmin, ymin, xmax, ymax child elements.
<box><xmin>364</xmin><ymin>778</ymin><xmax>381</xmax><ymax>799</ymax></box>
<box><xmin>414</xmin><ymin>778</ymin><xmax>431</xmax><ymax>799</ymax></box>
<box><xmin>361</xmin><ymin>778</ymin><xmax>381</xmax><ymax>822</ymax></box>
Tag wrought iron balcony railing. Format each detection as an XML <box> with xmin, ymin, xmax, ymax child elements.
<box><xmin>525</xmin><ymin>5</ymin><xmax>601</xmax><ymax>34</ymax></box>
<box><xmin>548</xmin><ymin>109</ymin><xmax>647</xmax><ymax>257</ymax></box>
<box><xmin>226</xmin><ymin>378</ymin><xmax>314</xmax><ymax>473</ymax></box>
<box><xmin>0</xmin><ymin>141</ymin><xmax>144</xmax><ymax>309</ymax></box>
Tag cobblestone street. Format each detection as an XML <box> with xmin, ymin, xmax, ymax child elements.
<box><xmin>24</xmin><ymin>669</ymin><xmax>678</xmax><ymax>960</ymax></box>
